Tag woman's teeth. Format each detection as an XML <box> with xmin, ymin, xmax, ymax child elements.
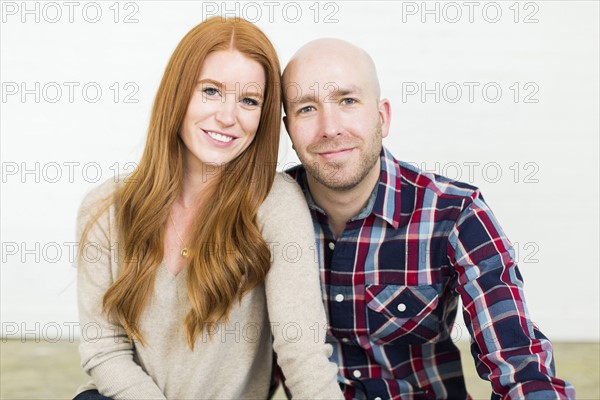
<box><xmin>207</xmin><ymin>131</ymin><xmax>233</xmax><ymax>143</ymax></box>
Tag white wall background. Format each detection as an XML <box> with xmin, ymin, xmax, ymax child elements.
<box><xmin>1</xmin><ymin>1</ymin><xmax>598</xmax><ymax>342</ymax></box>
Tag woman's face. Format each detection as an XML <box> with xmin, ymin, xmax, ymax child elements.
<box><xmin>179</xmin><ymin>50</ymin><xmax>266</xmax><ymax>173</ymax></box>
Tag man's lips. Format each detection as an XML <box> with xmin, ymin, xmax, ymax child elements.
<box><xmin>317</xmin><ymin>148</ymin><xmax>355</xmax><ymax>160</ymax></box>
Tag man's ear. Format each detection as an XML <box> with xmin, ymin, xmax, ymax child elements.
<box><xmin>378</xmin><ymin>99</ymin><xmax>391</xmax><ymax>139</ymax></box>
<box><xmin>282</xmin><ymin>115</ymin><xmax>296</xmax><ymax>150</ymax></box>
<box><xmin>283</xmin><ymin>115</ymin><xmax>289</xmax><ymax>135</ymax></box>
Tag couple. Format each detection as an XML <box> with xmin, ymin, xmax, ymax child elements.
<box><xmin>75</xmin><ymin>17</ymin><xmax>574</xmax><ymax>400</ymax></box>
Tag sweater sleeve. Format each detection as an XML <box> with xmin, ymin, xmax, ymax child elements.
<box><xmin>259</xmin><ymin>174</ymin><xmax>343</xmax><ymax>400</ymax></box>
<box><xmin>76</xmin><ymin>179</ymin><xmax>167</xmax><ymax>400</ymax></box>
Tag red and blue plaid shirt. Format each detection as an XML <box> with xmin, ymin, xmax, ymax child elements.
<box><xmin>286</xmin><ymin>147</ymin><xmax>574</xmax><ymax>400</ymax></box>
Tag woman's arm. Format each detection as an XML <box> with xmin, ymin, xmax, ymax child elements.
<box><xmin>260</xmin><ymin>174</ymin><xmax>343</xmax><ymax>399</ymax></box>
<box><xmin>76</xmin><ymin>180</ymin><xmax>166</xmax><ymax>400</ymax></box>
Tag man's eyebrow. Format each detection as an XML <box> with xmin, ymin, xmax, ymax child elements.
<box><xmin>291</xmin><ymin>93</ymin><xmax>318</xmax><ymax>105</ymax></box>
<box><xmin>289</xmin><ymin>85</ymin><xmax>362</xmax><ymax>105</ymax></box>
<box><xmin>331</xmin><ymin>85</ymin><xmax>361</xmax><ymax>97</ymax></box>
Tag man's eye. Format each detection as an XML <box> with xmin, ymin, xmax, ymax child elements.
<box><xmin>298</xmin><ymin>106</ymin><xmax>315</xmax><ymax>114</ymax></box>
<box><xmin>203</xmin><ymin>87</ymin><xmax>219</xmax><ymax>96</ymax></box>
<box><xmin>341</xmin><ymin>98</ymin><xmax>357</xmax><ymax>105</ymax></box>
<box><xmin>241</xmin><ymin>97</ymin><xmax>259</xmax><ymax>106</ymax></box>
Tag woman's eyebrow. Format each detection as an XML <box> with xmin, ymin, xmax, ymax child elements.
<box><xmin>197</xmin><ymin>79</ymin><xmax>264</xmax><ymax>100</ymax></box>
<box><xmin>197</xmin><ymin>78</ymin><xmax>224</xmax><ymax>89</ymax></box>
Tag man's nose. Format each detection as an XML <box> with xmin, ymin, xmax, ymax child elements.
<box><xmin>215</xmin><ymin>98</ymin><xmax>236</xmax><ymax>127</ymax></box>
<box><xmin>319</xmin><ymin>107</ymin><xmax>342</xmax><ymax>138</ymax></box>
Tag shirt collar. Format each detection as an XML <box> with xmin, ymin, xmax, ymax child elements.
<box><xmin>370</xmin><ymin>146</ymin><xmax>401</xmax><ymax>228</ymax></box>
<box><xmin>290</xmin><ymin>146</ymin><xmax>401</xmax><ymax>229</ymax></box>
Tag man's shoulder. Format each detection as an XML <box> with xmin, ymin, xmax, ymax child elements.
<box><xmin>385</xmin><ymin>149</ymin><xmax>481</xmax><ymax>203</ymax></box>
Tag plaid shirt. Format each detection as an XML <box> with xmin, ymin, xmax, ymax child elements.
<box><xmin>286</xmin><ymin>147</ymin><xmax>574</xmax><ymax>400</ymax></box>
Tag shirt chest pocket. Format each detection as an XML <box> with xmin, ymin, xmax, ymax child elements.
<box><xmin>365</xmin><ymin>284</ymin><xmax>443</xmax><ymax>345</ymax></box>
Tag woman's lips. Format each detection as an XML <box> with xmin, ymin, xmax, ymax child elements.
<box><xmin>203</xmin><ymin>129</ymin><xmax>237</xmax><ymax>147</ymax></box>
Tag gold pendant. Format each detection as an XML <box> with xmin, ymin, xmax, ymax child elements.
<box><xmin>181</xmin><ymin>248</ymin><xmax>189</xmax><ymax>258</ymax></box>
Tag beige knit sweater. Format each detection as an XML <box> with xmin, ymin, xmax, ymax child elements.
<box><xmin>75</xmin><ymin>173</ymin><xmax>342</xmax><ymax>400</ymax></box>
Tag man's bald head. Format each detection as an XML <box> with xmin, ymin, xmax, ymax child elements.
<box><xmin>282</xmin><ymin>38</ymin><xmax>381</xmax><ymax>111</ymax></box>
<box><xmin>282</xmin><ymin>38</ymin><xmax>391</xmax><ymax>194</ymax></box>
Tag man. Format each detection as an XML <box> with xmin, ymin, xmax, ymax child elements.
<box><xmin>282</xmin><ymin>39</ymin><xmax>575</xmax><ymax>399</ymax></box>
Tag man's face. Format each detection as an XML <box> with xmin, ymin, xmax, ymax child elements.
<box><xmin>283</xmin><ymin>56</ymin><xmax>390</xmax><ymax>191</ymax></box>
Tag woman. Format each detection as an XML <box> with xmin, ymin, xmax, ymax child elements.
<box><xmin>74</xmin><ymin>17</ymin><xmax>342</xmax><ymax>400</ymax></box>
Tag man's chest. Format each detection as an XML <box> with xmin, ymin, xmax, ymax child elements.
<box><xmin>313</xmin><ymin>217</ymin><xmax>458</xmax><ymax>346</ymax></box>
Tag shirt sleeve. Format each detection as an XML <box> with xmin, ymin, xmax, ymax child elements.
<box><xmin>260</xmin><ymin>174</ymin><xmax>344</xmax><ymax>400</ymax></box>
<box><xmin>447</xmin><ymin>190</ymin><xmax>575</xmax><ymax>400</ymax></box>
<box><xmin>76</xmin><ymin>180</ymin><xmax>167</xmax><ymax>400</ymax></box>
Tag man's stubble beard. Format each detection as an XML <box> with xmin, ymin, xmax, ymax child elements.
<box><xmin>300</xmin><ymin>123</ymin><xmax>383</xmax><ymax>192</ymax></box>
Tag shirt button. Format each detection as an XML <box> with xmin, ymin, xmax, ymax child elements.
<box><xmin>352</xmin><ymin>370</ymin><xmax>362</xmax><ymax>378</ymax></box>
<box><xmin>397</xmin><ymin>303</ymin><xmax>407</xmax><ymax>312</ymax></box>
<box><xmin>341</xmin><ymin>337</ymin><xmax>350</xmax><ymax>343</ymax></box>
<box><xmin>335</xmin><ymin>293</ymin><xmax>344</xmax><ymax>302</ymax></box>
<box><xmin>374</xmin><ymin>397</ymin><xmax>382</xmax><ymax>400</ymax></box>
<box><xmin>328</xmin><ymin>242</ymin><xmax>335</xmax><ymax>250</ymax></box>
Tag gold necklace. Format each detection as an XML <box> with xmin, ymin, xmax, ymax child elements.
<box><xmin>169</xmin><ymin>213</ymin><xmax>189</xmax><ymax>258</ymax></box>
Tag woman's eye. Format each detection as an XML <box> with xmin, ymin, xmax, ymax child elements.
<box><xmin>241</xmin><ymin>97</ymin><xmax>259</xmax><ymax>106</ymax></box>
<box><xmin>203</xmin><ymin>87</ymin><xmax>219</xmax><ymax>96</ymax></box>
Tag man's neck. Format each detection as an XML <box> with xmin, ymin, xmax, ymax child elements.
<box><xmin>307</xmin><ymin>160</ymin><xmax>381</xmax><ymax>239</ymax></box>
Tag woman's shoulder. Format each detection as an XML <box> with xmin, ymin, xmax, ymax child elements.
<box><xmin>80</xmin><ymin>177</ymin><xmax>122</xmax><ymax>207</ymax></box>
<box><xmin>76</xmin><ymin>177</ymin><xmax>127</xmax><ymax>239</ymax></box>
<box><xmin>77</xmin><ymin>177</ymin><xmax>125</xmax><ymax>219</ymax></box>
<box><xmin>258</xmin><ymin>172</ymin><xmax>311</xmax><ymax>226</ymax></box>
<box><xmin>261</xmin><ymin>172</ymin><xmax>307</xmax><ymax>208</ymax></box>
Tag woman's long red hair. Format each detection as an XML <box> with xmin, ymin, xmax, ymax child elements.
<box><xmin>80</xmin><ymin>17</ymin><xmax>281</xmax><ymax>349</ymax></box>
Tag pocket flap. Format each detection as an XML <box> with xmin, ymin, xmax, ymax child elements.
<box><xmin>366</xmin><ymin>284</ymin><xmax>440</xmax><ymax>319</ymax></box>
